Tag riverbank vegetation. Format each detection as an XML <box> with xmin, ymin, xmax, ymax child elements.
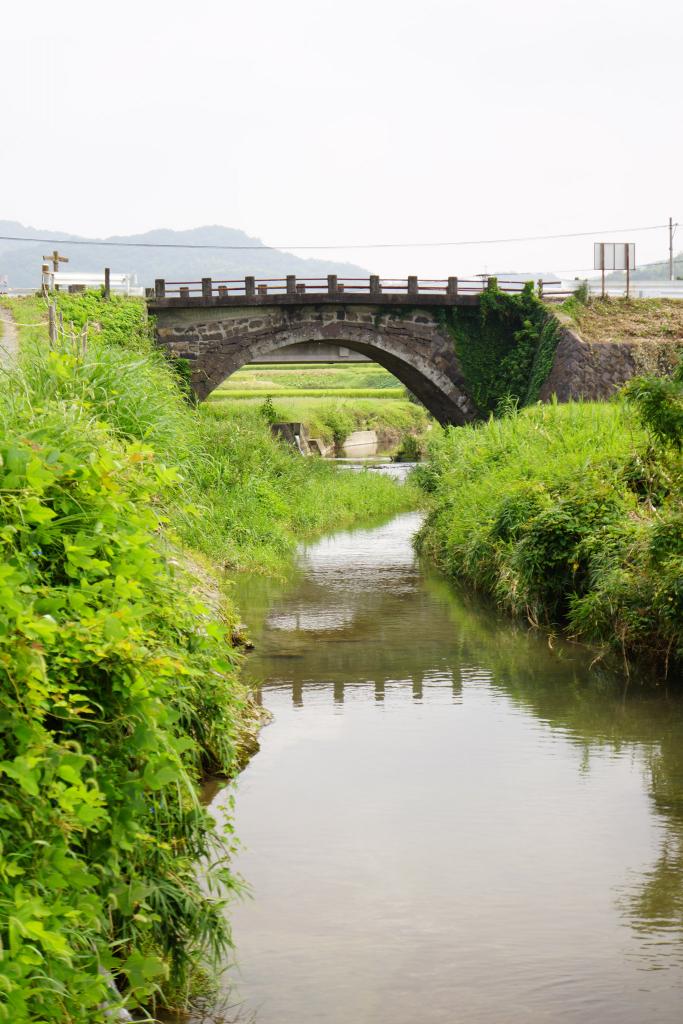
<box><xmin>0</xmin><ymin>292</ymin><xmax>417</xmax><ymax>1021</ymax></box>
<box><xmin>208</xmin><ymin>394</ymin><xmax>430</xmax><ymax>452</ymax></box>
<box><xmin>209</xmin><ymin>360</ymin><xmax>432</xmax><ymax>453</ymax></box>
<box><xmin>416</xmin><ymin>380</ymin><xmax>682</xmax><ymax>677</ymax></box>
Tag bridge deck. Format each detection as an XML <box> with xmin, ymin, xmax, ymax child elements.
<box><xmin>148</xmin><ymin>274</ymin><xmax>569</xmax><ymax>310</ymax></box>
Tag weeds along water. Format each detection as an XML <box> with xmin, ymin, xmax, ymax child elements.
<box><xmin>0</xmin><ymin>292</ymin><xmax>419</xmax><ymax>1022</ymax></box>
<box><xmin>206</xmin><ymin>396</ymin><xmax>430</xmax><ymax>454</ymax></box>
<box><xmin>206</xmin><ymin>360</ymin><xmax>433</xmax><ymax>452</ymax></box>
<box><xmin>415</xmin><ymin>393</ymin><xmax>683</xmax><ymax>677</ymax></box>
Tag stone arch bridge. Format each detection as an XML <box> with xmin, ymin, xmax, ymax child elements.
<box><xmin>149</xmin><ymin>274</ymin><xmax>567</xmax><ymax>425</ymax></box>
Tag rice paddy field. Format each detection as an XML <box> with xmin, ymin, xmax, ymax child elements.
<box><xmin>212</xmin><ymin>362</ymin><xmax>405</xmax><ymax>398</ymax></box>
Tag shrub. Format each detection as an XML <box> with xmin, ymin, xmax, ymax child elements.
<box><xmin>573</xmin><ymin>280</ymin><xmax>590</xmax><ymax>304</ymax></box>
<box><xmin>0</xmin><ymin>372</ymin><xmax>246</xmax><ymax>1020</ymax></box>
<box><xmin>393</xmin><ymin>433</ymin><xmax>424</xmax><ymax>462</ymax></box>
<box><xmin>623</xmin><ymin>371</ymin><xmax>683</xmax><ymax>450</ymax></box>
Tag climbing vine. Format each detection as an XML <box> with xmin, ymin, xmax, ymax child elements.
<box><xmin>368</xmin><ymin>283</ymin><xmax>560</xmax><ymax>416</ymax></box>
<box><xmin>438</xmin><ymin>280</ymin><xmax>560</xmax><ymax>414</ymax></box>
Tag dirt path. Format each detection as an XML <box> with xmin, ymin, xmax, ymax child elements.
<box><xmin>0</xmin><ymin>305</ymin><xmax>19</xmax><ymax>366</ymax></box>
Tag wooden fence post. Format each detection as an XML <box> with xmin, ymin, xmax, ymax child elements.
<box><xmin>104</xmin><ymin>267</ymin><xmax>111</xmax><ymax>300</ymax></box>
<box><xmin>48</xmin><ymin>303</ymin><xmax>57</xmax><ymax>347</ymax></box>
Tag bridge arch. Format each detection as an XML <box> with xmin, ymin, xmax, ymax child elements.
<box><xmin>156</xmin><ymin>307</ymin><xmax>479</xmax><ymax>425</ymax></box>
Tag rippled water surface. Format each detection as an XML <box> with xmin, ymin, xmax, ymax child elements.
<box><xmin>208</xmin><ymin>511</ymin><xmax>683</xmax><ymax>1023</ymax></box>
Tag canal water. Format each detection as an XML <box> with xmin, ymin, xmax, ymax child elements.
<box><xmin>208</xmin><ymin>510</ymin><xmax>683</xmax><ymax>1023</ymax></box>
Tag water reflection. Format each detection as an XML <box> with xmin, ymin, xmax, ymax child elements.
<box><xmin>210</xmin><ymin>512</ymin><xmax>683</xmax><ymax>1024</ymax></box>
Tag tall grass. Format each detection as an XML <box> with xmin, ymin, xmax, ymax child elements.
<box><xmin>12</xmin><ymin>296</ymin><xmax>417</xmax><ymax>571</ymax></box>
<box><xmin>208</xmin><ymin>395</ymin><xmax>430</xmax><ymax>450</ymax></box>
<box><xmin>416</xmin><ymin>398</ymin><xmax>682</xmax><ymax>674</ymax></box>
<box><xmin>0</xmin><ymin>337</ymin><xmax>248</xmax><ymax>1020</ymax></box>
<box><xmin>0</xmin><ymin>293</ymin><xmax>418</xmax><ymax>1021</ymax></box>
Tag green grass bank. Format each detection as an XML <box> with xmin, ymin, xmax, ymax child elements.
<box><xmin>208</xmin><ymin>360</ymin><xmax>432</xmax><ymax>452</ymax></box>
<box><xmin>207</xmin><ymin>393</ymin><xmax>430</xmax><ymax>452</ymax></box>
<box><xmin>0</xmin><ymin>292</ymin><xmax>417</xmax><ymax>1022</ymax></box>
<box><xmin>416</xmin><ymin>390</ymin><xmax>683</xmax><ymax>677</ymax></box>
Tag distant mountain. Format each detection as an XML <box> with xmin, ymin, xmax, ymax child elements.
<box><xmin>0</xmin><ymin>222</ymin><xmax>369</xmax><ymax>289</ymax></box>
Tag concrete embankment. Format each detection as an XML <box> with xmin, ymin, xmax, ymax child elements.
<box><xmin>271</xmin><ymin>424</ymin><xmax>422</xmax><ymax>458</ymax></box>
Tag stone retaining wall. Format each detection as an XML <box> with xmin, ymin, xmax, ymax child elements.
<box><xmin>539</xmin><ymin>320</ymin><xmax>680</xmax><ymax>402</ymax></box>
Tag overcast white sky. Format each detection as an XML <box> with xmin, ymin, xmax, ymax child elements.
<box><xmin>2</xmin><ymin>0</ymin><xmax>682</xmax><ymax>277</ymax></box>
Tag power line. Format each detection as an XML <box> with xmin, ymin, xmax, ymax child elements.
<box><xmin>0</xmin><ymin>222</ymin><xmax>675</xmax><ymax>253</ymax></box>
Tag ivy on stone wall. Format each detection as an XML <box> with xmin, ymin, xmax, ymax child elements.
<box><xmin>437</xmin><ymin>281</ymin><xmax>560</xmax><ymax>414</ymax></box>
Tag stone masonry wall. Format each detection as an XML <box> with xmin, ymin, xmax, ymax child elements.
<box><xmin>155</xmin><ymin>304</ymin><xmax>479</xmax><ymax>425</ymax></box>
<box><xmin>539</xmin><ymin>323</ymin><xmax>681</xmax><ymax>402</ymax></box>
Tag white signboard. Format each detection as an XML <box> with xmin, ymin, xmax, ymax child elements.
<box><xmin>594</xmin><ymin>242</ymin><xmax>636</xmax><ymax>271</ymax></box>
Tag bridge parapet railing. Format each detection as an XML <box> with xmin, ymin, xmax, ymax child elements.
<box><xmin>153</xmin><ymin>275</ymin><xmax>569</xmax><ymax>302</ymax></box>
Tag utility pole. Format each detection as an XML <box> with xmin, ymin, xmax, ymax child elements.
<box><xmin>669</xmin><ymin>217</ymin><xmax>675</xmax><ymax>282</ymax></box>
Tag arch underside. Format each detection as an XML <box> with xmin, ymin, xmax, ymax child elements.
<box><xmin>194</xmin><ymin>322</ymin><xmax>476</xmax><ymax>426</ymax></box>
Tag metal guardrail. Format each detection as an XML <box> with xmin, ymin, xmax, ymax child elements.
<box><xmin>153</xmin><ymin>275</ymin><xmax>569</xmax><ymax>302</ymax></box>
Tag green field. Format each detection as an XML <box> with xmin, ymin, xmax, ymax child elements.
<box><xmin>212</xmin><ymin>387</ymin><xmax>406</xmax><ymax>399</ymax></box>
<box><xmin>212</xmin><ymin>362</ymin><xmax>431</xmax><ymax>449</ymax></box>
<box><xmin>219</xmin><ymin>363</ymin><xmax>401</xmax><ymax>391</ymax></box>
<box><xmin>208</xmin><ymin>394</ymin><xmax>431</xmax><ymax>447</ymax></box>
